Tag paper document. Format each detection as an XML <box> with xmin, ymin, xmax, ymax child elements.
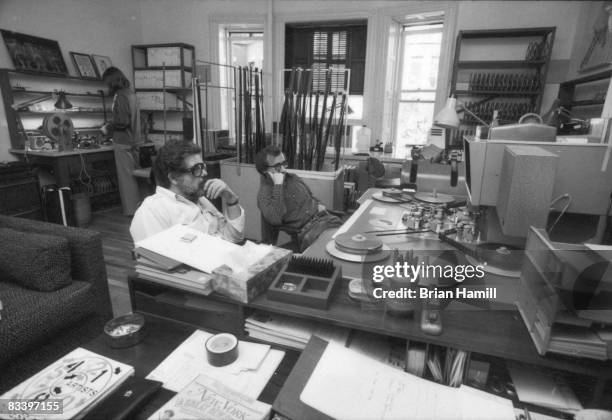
<box><xmin>146</xmin><ymin>330</ymin><xmax>284</xmax><ymax>398</ymax></box>
<box><xmin>300</xmin><ymin>342</ymin><xmax>515</xmax><ymax>420</ymax></box>
<box><xmin>136</xmin><ymin>225</ymin><xmax>244</xmax><ymax>273</ymax></box>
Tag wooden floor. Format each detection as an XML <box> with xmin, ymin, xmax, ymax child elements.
<box><xmin>88</xmin><ymin>206</ymin><xmax>134</xmax><ymax>317</ymax></box>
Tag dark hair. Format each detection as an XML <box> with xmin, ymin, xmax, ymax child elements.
<box><xmin>255</xmin><ymin>145</ymin><xmax>282</xmax><ymax>175</ymax></box>
<box><xmin>152</xmin><ymin>140</ymin><xmax>202</xmax><ymax>188</ymax></box>
<box><xmin>102</xmin><ymin>66</ymin><xmax>131</xmax><ymax>94</ymax></box>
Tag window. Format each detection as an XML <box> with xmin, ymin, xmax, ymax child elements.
<box><xmin>392</xmin><ymin>20</ymin><xmax>444</xmax><ymax>154</ymax></box>
<box><xmin>285</xmin><ymin>20</ymin><xmax>366</xmax><ymax>121</ymax></box>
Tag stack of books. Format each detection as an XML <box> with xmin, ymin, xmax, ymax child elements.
<box><xmin>0</xmin><ymin>348</ymin><xmax>134</xmax><ymax>419</ymax></box>
<box><xmin>245</xmin><ymin>311</ymin><xmax>350</xmax><ymax>350</ymax></box>
<box><xmin>134</xmin><ymin>247</ymin><xmax>213</xmax><ymax>296</ymax></box>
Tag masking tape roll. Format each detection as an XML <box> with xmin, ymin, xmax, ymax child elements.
<box><xmin>205</xmin><ymin>333</ymin><xmax>239</xmax><ymax>367</ymax></box>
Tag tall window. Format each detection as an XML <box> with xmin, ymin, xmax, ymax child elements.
<box><xmin>393</xmin><ymin>22</ymin><xmax>443</xmax><ymax>152</ymax></box>
<box><xmin>285</xmin><ymin>20</ymin><xmax>366</xmax><ymax>121</ymax></box>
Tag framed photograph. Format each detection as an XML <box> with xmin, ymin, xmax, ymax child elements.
<box><xmin>70</xmin><ymin>52</ymin><xmax>98</xmax><ymax>79</ymax></box>
<box><xmin>0</xmin><ymin>29</ymin><xmax>68</xmax><ymax>76</ymax></box>
<box><xmin>92</xmin><ymin>54</ymin><xmax>112</xmax><ymax>79</ymax></box>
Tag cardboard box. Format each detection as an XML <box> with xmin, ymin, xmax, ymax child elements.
<box><xmin>134</xmin><ymin>69</ymin><xmax>192</xmax><ymax>89</ymax></box>
<box><xmin>212</xmin><ymin>247</ymin><xmax>292</xmax><ymax>303</ymax></box>
<box><xmin>147</xmin><ymin>46</ymin><xmax>193</xmax><ymax>67</ymax></box>
<box><xmin>137</xmin><ymin>92</ymin><xmax>179</xmax><ymax>110</ymax></box>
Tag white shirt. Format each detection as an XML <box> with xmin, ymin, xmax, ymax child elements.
<box><xmin>130</xmin><ymin>186</ymin><xmax>245</xmax><ymax>243</ymax></box>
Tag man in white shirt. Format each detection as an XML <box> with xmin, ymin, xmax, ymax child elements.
<box><xmin>130</xmin><ymin>140</ymin><xmax>244</xmax><ymax>243</ymax></box>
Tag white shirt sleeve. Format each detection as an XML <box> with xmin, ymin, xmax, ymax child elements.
<box><xmin>222</xmin><ymin>204</ymin><xmax>245</xmax><ymax>243</ymax></box>
<box><xmin>130</xmin><ymin>201</ymin><xmax>173</xmax><ymax>243</ymax></box>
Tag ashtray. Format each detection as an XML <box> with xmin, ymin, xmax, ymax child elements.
<box><xmin>104</xmin><ymin>313</ymin><xmax>147</xmax><ymax>348</ymax></box>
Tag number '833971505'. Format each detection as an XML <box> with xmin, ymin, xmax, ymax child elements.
<box><xmin>0</xmin><ymin>399</ymin><xmax>63</xmax><ymax>415</ymax></box>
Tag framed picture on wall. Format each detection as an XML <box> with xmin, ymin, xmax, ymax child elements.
<box><xmin>70</xmin><ymin>52</ymin><xmax>98</xmax><ymax>80</ymax></box>
<box><xmin>0</xmin><ymin>29</ymin><xmax>68</xmax><ymax>76</ymax></box>
<box><xmin>92</xmin><ymin>55</ymin><xmax>112</xmax><ymax>79</ymax></box>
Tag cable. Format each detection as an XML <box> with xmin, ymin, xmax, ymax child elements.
<box><xmin>78</xmin><ymin>153</ymin><xmax>94</xmax><ymax>195</ymax></box>
<box><xmin>547</xmin><ymin>194</ymin><xmax>572</xmax><ymax>235</ymax></box>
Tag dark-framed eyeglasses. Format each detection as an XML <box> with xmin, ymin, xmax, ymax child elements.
<box><xmin>180</xmin><ymin>162</ymin><xmax>207</xmax><ymax>177</ymax></box>
<box><xmin>268</xmin><ymin>160</ymin><xmax>287</xmax><ymax>170</ymax></box>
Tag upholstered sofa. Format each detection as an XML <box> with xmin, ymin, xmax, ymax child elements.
<box><xmin>0</xmin><ymin>215</ymin><xmax>113</xmax><ymax>393</ymax></box>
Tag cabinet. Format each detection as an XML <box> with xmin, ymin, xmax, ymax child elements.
<box><xmin>0</xmin><ymin>69</ymin><xmax>110</xmax><ymax>150</ymax></box>
<box><xmin>0</xmin><ymin>161</ymin><xmax>42</xmax><ymax>220</ymax></box>
<box><xmin>448</xmin><ymin>28</ymin><xmax>556</xmax><ymax>145</ymax></box>
<box><xmin>558</xmin><ymin>69</ymin><xmax>612</xmax><ymax>121</ymax></box>
<box><xmin>131</xmin><ymin>43</ymin><xmax>195</xmax><ymax>146</ymax></box>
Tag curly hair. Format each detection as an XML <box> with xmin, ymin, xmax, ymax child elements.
<box><xmin>102</xmin><ymin>67</ymin><xmax>131</xmax><ymax>94</ymax></box>
<box><xmin>254</xmin><ymin>145</ymin><xmax>282</xmax><ymax>175</ymax></box>
<box><xmin>152</xmin><ymin>140</ymin><xmax>202</xmax><ymax>188</ymax></box>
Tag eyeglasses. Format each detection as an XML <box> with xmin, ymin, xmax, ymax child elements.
<box><xmin>180</xmin><ymin>162</ymin><xmax>207</xmax><ymax>177</ymax></box>
<box><xmin>268</xmin><ymin>160</ymin><xmax>287</xmax><ymax>170</ymax></box>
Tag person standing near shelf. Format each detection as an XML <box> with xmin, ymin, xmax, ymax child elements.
<box><xmin>101</xmin><ymin>66</ymin><xmax>141</xmax><ymax>216</ymax></box>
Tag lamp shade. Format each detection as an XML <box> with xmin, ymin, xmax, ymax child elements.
<box><xmin>433</xmin><ymin>97</ymin><xmax>460</xmax><ymax>129</ymax></box>
<box><xmin>54</xmin><ymin>92</ymin><xmax>73</xmax><ymax>110</ymax></box>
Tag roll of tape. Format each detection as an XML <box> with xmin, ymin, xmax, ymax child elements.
<box><xmin>205</xmin><ymin>333</ymin><xmax>239</xmax><ymax>367</ymax></box>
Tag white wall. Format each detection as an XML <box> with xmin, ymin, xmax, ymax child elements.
<box><xmin>0</xmin><ymin>0</ymin><xmax>143</xmax><ymax>161</ymax></box>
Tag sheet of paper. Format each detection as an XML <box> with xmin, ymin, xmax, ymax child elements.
<box><xmin>370</xmin><ymin>206</ymin><xmax>387</xmax><ymax>216</ymax></box>
<box><xmin>146</xmin><ymin>330</ymin><xmax>283</xmax><ymax>398</ymax></box>
<box><xmin>300</xmin><ymin>341</ymin><xmax>460</xmax><ymax>420</ymax></box>
<box><xmin>333</xmin><ymin>199</ymin><xmax>373</xmax><ymax>238</ymax></box>
<box><xmin>136</xmin><ymin>225</ymin><xmax>243</xmax><ymax>273</ymax></box>
<box><xmin>301</xmin><ymin>342</ymin><xmax>516</xmax><ymax>420</ymax></box>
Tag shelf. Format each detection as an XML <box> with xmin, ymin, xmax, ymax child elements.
<box><xmin>3</xmin><ymin>68</ymin><xmax>106</xmax><ymax>82</ymax></box>
<box><xmin>18</xmin><ymin>109</ymin><xmax>110</xmax><ymax>115</ymax></box>
<box><xmin>148</xmin><ymin>129</ymin><xmax>184</xmax><ymax>134</ymax></box>
<box><xmin>570</xmin><ymin>100</ymin><xmax>605</xmax><ymax>107</ymax></box>
<box><xmin>134</xmin><ymin>66</ymin><xmax>193</xmax><ymax>72</ymax></box>
<box><xmin>11</xmin><ymin>88</ymin><xmax>109</xmax><ymax>98</ymax></box>
<box><xmin>135</xmin><ymin>87</ymin><xmax>191</xmax><ymax>94</ymax></box>
<box><xmin>457</xmin><ymin>60</ymin><xmax>546</xmax><ymax>69</ymax></box>
<box><xmin>454</xmin><ymin>90</ymin><xmax>540</xmax><ymax>96</ymax></box>
<box><xmin>459</xmin><ymin>27</ymin><xmax>556</xmax><ymax>39</ymax></box>
<box><xmin>140</xmin><ymin>108</ymin><xmax>184</xmax><ymax>112</ymax></box>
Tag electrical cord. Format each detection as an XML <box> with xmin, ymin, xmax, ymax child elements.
<box><xmin>547</xmin><ymin>194</ymin><xmax>572</xmax><ymax>235</ymax></box>
<box><xmin>78</xmin><ymin>153</ymin><xmax>94</xmax><ymax>195</ymax></box>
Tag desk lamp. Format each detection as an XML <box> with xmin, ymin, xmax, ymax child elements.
<box><xmin>433</xmin><ymin>96</ymin><xmax>489</xmax><ymax>130</ymax></box>
<box><xmin>11</xmin><ymin>90</ymin><xmax>72</xmax><ymax>111</ymax></box>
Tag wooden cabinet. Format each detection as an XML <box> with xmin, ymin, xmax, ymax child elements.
<box><xmin>131</xmin><ymin>43</ymin><xmax>195</xmax><ymax>145</ymax></box>
<box><xmin>0</xmin><ymin>69</ymin><xmax>110</xmax><ymax>150</ymax></box>
<box><xmin>448</xmin><ymin>27</ymin><xmax>556</xmax><ymax>146</ymax></box>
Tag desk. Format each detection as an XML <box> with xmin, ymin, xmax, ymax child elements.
<box><xmin>290</xmin><ymin>191</ymin><xmax>612</xmax><ymax>409</ymax></box>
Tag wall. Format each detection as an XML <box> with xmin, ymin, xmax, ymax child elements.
<box><xmin>0</xmin><ymin>0</ymin><xmax>143</xmax><ymax>161</ymax></box>
<box><xmin>138</xmin><ymin>0</ymin><xmax>586</xmax><ymax>143</ymax></box>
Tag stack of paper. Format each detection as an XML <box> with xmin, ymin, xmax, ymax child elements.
<box><xmin>0</xmin><ymin>348</ymin><xmax>134</xmax><ymax>420</ymax></box>
<box><xmin>148</xmin><ymin>374</ymin><xmax>270</xmax><ymax>420</ymax></box>
<box><xmin>146</xmin><ymin>330</ymin><xmax>284</xmax><ymax>399</ymax></box>
<box><xmin>300</xmin><ymin>342</ymin><xmax>515</xmax><ymax>419</ymax></box>
<box><xmin>245</xmin><ymin>311</ymin><xmax>350</xmax><ymax>350</ymax></box>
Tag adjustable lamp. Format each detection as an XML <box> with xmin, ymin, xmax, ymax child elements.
<box><xmin>11</xmin><ymin>91</ymin><xmax>73</xmax><ymax>111</ymax></box>
<box><xmin>54</xmin><ymin>91</ymin><xmax>73</xmax><ymax>109</ymax></box>
<box><xmin>434</xmin><ymin>96</ymin><xmax>489</xmax><ymax>129</ymax></box>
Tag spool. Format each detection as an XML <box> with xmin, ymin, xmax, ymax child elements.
<box><xmin>205</xmin><ymin>333</ymin><xmax>239</xmax><ymax>367</ymax></box>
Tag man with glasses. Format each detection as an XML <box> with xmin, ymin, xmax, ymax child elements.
<box><xmin>130</xmin><ymin>140</ymin><xmax>244</xmax><ymax>243</ymax></box>
<box><xmin>255</xmin><ymin>145</ymin><xmax>341</xmax><ymax>252</ymax></box>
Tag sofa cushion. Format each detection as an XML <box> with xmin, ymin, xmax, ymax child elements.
<box><xmin>0</xmin><ymin>280</ymin><xmax>96</xmax><ymax>365</ymax></box>
<box><xmin>0</xmin><ymin>228</ymin><xmax>72</xmax><ymax>292</ymax></box>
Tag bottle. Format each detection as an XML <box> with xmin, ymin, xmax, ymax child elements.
<box><xmin>490</xmin><ymin>110</ymin><xmax>500</xmax><ymax>128</ymax></box>
<box><xmin>355</xmin><ymin>125</ymin><xmax>371</xmax><ymax>153</ymax></box>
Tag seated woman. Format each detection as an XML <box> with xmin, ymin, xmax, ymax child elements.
<box><xmin>255</xmin><ymin>146</ymin><xmax>342</xmax><ymax>252</ymax></box>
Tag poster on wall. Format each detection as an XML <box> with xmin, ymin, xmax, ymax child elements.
<box><xmin>579</xmin><ymin>4</ymin><xmax>612</xmax><ymax>73</ymax></box>
<box><xmin>0</xmin><ymin>29</ymin><xmax>68</xmax><ymax>76</ymax></box>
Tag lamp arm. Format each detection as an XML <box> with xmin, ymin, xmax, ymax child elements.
<box><xmin>459</xmin><ymin>105</ymin><xmax>489</xmax><ymax>127</ymax></box>
<box><xmin>11</xmin><ymin>94</ymin><xmax>54</xmax><ymax>110</ymax></box>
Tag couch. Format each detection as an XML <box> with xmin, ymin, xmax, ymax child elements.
<box><xmin>0</xmin><ymin>215</ymin><xmax>113</xmax><ymax>393</ymax></box>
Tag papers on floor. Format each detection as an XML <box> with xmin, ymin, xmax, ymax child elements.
<box><xmin>146</xmin><ymin>330</ymin><xmax>284</xmax><ymax>399</ymax></box>
<box><xmin>244</xmin><ymin>311</ymin><xmax>350</xmax><ymax>350</ymax></box>
<box><xmin>135</xmin><ymin>224</ymin><xmax>270</xmax><ymax>274</ymax></box>
<box><xmin>300</xmin><ymin>341</ymin><xmax>515</xmax><ymax>420</ymax></box>
<box><xmin>0</xmin><ymin>348</ymin><xmax>134</xmax><ymax>420</ymax></box>
<box><xmin>148</xmin><ymin>374</ymin><xmax>270</xmax><ymax>420</ymax></box>
<box><xmin>507</xmin><ymin>361</ymin><xmax>583</xmax><ymax>413</ymax></box>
